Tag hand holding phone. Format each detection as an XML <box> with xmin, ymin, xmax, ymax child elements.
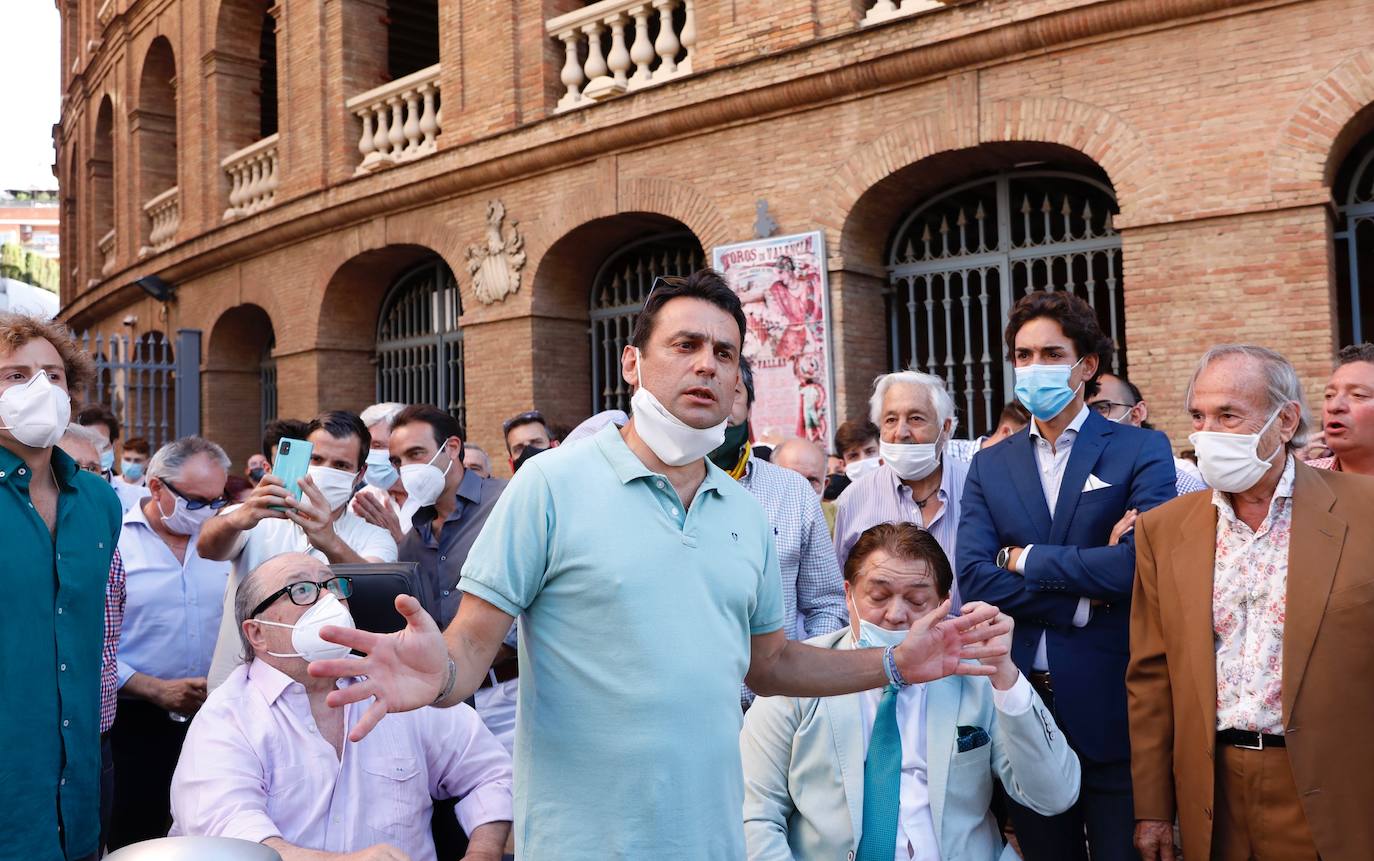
<box><xmin>269</xmin><ymin>437</ymin><xmax>314</xmax><ymax>512</ymax></box>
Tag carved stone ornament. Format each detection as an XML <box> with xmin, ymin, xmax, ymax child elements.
<box><xmin>466</xmin><ymin>200</ymin><xmax>527</xmax><ymax>305</ymax></box>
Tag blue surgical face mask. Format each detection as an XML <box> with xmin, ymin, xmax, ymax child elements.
<box><xmin>121</xmin><ymin>460</ymin><xmax>145</xmax><ymax>482</ymax></box>
<box><xmin>364</xmin><ymin>448</ymin><xmax>399</xmax><ymax>490</ymax></box>
<box><xmin>99</xmin><ymin>448</ymin><xmax>115</xmax><ymax>473</ymax></box>
<box><xmin>1014</xmin><ymin>357</ymin><xmax>1084</xmax><ymax>422</ymax></box>
<box><xmin>850</xmin><ymin>593</ymin><xmax>908</xmax><ymax>649</ymax></box>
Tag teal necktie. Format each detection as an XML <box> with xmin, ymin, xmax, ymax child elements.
<box><xmin>857</xmin><ymin>684</ymin><xmax>902</xmax><ymax>861</ymax></box>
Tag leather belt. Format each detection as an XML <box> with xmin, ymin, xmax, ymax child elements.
<box><xmin>1217</xmin><ymin>728</ymin><xmax>1286</xmax><ymax>750</ymax></box>
<box><xmin>479</xmin><ymin>656</ymin><xmax>519</xmax><ymax>689</ymax></box>
<box><xmin>1027</xmin><ymin>671</ymin><xmax>1053</xmax><ymax>695</ymax></box>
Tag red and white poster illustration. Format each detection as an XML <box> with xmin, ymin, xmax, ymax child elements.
<box><xmin>713</xmin><ymin>231</ymin><xmax>835</xmax><ymax>450</ymax></box>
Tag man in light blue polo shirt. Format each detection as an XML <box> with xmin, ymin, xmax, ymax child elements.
<box><xmin>310</xmin><ymin>271</ymin><xmax>1010</xmax><ymax>860</ymax></box>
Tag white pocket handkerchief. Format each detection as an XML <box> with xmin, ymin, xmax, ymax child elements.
<box><xmin>1082</xmin><ymin>474</ymin><xmax>1113</xmax><ymax>492</ymax></box>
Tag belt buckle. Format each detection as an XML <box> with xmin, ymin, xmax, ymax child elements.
<box><xmin>1236</xmin><ymin>732</ymin><xmax>1264</xmax><ymax>751</ymax></box>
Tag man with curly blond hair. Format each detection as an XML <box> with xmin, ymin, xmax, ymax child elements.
<box><xmin>0</xmin><ymin>313</ymin><xmax>123</xmax><ymax>861</ymax></box>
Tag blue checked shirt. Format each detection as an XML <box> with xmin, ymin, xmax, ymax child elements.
<box><xmin>738</xmin><ymin>457</ymin><xmax>848</xmax><ymax>639</ymax></box>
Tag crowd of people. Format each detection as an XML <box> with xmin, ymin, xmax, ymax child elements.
<box><xmin>3</xmin><ymin>269</ymin><xmax>1372</xmax><ymax>861</ymax></box>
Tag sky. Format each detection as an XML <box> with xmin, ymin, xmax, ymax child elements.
<box><xmin>1</xmin><ymin>3</ymin><xmax>62</xmax><ymax>190</ymax></box>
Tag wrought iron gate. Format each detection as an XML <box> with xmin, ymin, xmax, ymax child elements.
<box><xmin>589</xmin><ymin>232</ymin><xmax>705</xmax><ymax>413</ymax></box>
<box><xmin>1335</xmin><ymin>137</ymin><xmax>1374</xmax><ymax>347</ymax></box>
<box><xmin>886</xmin><ymin>170</ymin><xmax>1125</xmax><ymax>438</ymax></box>
<box><xmin>375</xmin><ymin>258</ymin><xmax>466</xmax><ymax>429</ymax></box>
<box><xmin>77</xmin><ymin>329</ymin><xmax>193</xmax><ymax>449</ymax></box>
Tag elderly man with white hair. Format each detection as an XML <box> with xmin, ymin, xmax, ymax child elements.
<box><xmin>109</xmin><ymin>435</ymin><xmax>233</xmax><ymax>848</ymax></box>
<box><xmin>833</xmin><ymin>370</ymin><xmax>969</xmax><ymax>604</ymax></box>
<box><xmin>170</xmin><ymin>552</ymin><xmax>513</xmax><ymax>861</ymax></box>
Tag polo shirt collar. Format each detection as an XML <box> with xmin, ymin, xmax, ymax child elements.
<box><xmin>0</xmin><ymin>443</ymin><xmax>80</xmax><ymax>488</ymax></box>
<box><xmin>593</xmin><ymin>422</ymin><xmax>726</xmax><ymax>497</ymax></box>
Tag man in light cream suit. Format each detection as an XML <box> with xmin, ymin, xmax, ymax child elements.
<box><xmin>741</xmin><ymin>523</ymin><xmax>1080</xmax><ymax>861</ymax></box>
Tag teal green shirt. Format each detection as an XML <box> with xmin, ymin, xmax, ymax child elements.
<box><xmin>0</xmin><ymin>446</ymin><xmax>121</xmax><ymax>860</ymax></box>
<box><xmin>459</xmin><ymin>425</ymin><xmax>783</xmax><ymax>860</ymax></box>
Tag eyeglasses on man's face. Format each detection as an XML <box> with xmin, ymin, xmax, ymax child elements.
<box><xmin>1088</xmin><ymin>400</ymin><xmax>1135</xmax><ymax>419</ymax></box>
<box><xmin>251</xmin><ymin>576</ymin><xmax>354</xmax><ymax>619</ymax></box>
<box><xmin>162</xmin><ymin>478</ymin><xmax>230</xmax><ymax>511</ymax></box>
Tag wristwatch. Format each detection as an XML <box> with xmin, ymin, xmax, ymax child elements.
<box><xmin>997</xmin><ymin>546</ymin><xmax>1012</xmax><ymax>569</ymax></box>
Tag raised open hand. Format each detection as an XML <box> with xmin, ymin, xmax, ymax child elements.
<box><xmin>892</xmin><ymin>599</ymin><xmax>1010</xmax><ymax>683</ymax></box>
<box><xmin>309</xmin><ymin>594</ymin><xmax>450</xmax><ymax>742</ymax></box>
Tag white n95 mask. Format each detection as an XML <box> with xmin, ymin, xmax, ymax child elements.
<box><xmin>400</xmin><ymin>445</ymin><xmax>453</xmax><ymax>509</ymax></box>
<box><xmin>629</xmin><ymin>348</ymin><xmax>727</xmax><ymax>467</ymax></box>
<box><xmin>256</xmin><ymin>592</ymin><xmax>355</xmax><ymax>662</ymax></box>
<box><xmin>0</xmin><ymin>372</ymin><xmax>72</xmax><ymax>450</ymax></box>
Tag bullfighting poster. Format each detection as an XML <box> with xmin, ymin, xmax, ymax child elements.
<box><xmin>712</xmin><ymin>230</ymin><xmax>835</xmax><ymax>451</ymax></box>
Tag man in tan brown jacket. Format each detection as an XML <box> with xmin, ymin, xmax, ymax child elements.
<box><xmin>1128</xmin><ymin>344</ymin><xmax>1374</xmax><ymax>861</ymax></box>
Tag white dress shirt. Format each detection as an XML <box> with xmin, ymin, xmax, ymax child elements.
<box><xmin>857</xmin><ymin>669</ymin><xmax>1034</xmax><ymax>861</ymax></box>
<box><xmin>115</xmin><ymin>501</ymin><xmax>231</xmax><ymax>687</ymax></box>
<box><xmin>110</xmin><ymin>475</ymin><xmax>150</xmax><ymax>512</ymax></box>
<box><xmin>170</xmin><ymin>660</ymin><xmax>513</xmax><ymax>861</ymax></box>
<box><xmin>1021</xmin><ymin>405</ymin><xmax>1093</xmax><ymax>671</ymax></box>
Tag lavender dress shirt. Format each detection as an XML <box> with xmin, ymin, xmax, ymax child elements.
<box><xmin>170</xmin><ymin>660</ymin><xmax>512</xmax><ymax>861</ymax></box>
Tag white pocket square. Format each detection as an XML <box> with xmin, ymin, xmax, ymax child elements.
<box><xmin>1082</xmin><ymin>474</ymin><xmax>1113</xmax><ymax>492</ymax></box>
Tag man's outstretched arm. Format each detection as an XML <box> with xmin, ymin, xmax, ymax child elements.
<box><xmin>310</xmin><ymin>592</ymin><xmax>513</xmax><ymax>742</ymax></box>
<box><xmin>745</xmin><ymin>600</ymin><xmax>1009</xmax><ymax>698</ymax></box>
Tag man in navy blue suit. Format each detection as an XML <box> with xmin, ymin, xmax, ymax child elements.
<box><xmin>958</xmin><ymin>291</ymin><xmax>1176</xmax><ymax>861</ymax></box>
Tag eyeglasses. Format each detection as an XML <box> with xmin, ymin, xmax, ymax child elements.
<box><xmin>1088</xmin><ymin>401</ymin><xmax>1135</xmax><ymax>418</ymax></box>
<box><xmin>502</xmin><ymin>410</ymin><xmax>547</xmax><ymax>435</ymax></box>
<box><xmin>162</xmin><ymin>478</ymin><xmax>230</xmax><ymax>511</ymax></box>
<box><xmin>251</xmin><ymin>576</ymin><xmax>354</xmax><ymax>619</ymax></box>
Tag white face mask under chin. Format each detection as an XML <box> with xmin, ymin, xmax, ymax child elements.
<box><xmin>628</xmin><ymin>348</ymin><xmax>727</xmax><ymax>467</ymax></box>
<box><xmin>1188</xmin><ymin>407</ymin><xmax>1285</xmax><ymax>494</ymax></box>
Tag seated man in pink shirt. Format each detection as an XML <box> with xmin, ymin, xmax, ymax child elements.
<box><xmin>170</xmin><ymin>553</ymin><xmax>512</xmax><ymax>861</ymax></box>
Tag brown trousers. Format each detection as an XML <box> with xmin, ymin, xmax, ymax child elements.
<box><xmin>1213</xmin><ymin>745</ymin><xmax>1318</xmax><ymax>861</ymax></box>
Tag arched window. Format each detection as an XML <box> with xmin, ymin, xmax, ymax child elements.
<box><xmin>260</xmin><ymin>335</ymin><xmax>278</xmax><ymax>426</ymax></box>
<box><xmin>1334</xmin><ymin>131</ymin><xmax>1374</xmax><ymax>346</ymax></box>
<box><xmin>886</xmin><ymin>169</ymin><xmax>1124</xmax><ymax>438</ymax></box>
<box><xmin>375</xmin><ymin>258</ymin><xmax>465</xmax><ymax>427</ymax></box>
<box><xmin>91</xmin><ymin>97</ymin><xmax>115</xmax><ymax>276</ymax></box>
<box><xmin>137</xmin><ymin>37</ymin><xmax>179</xmax><ymax>254</ymax></box>
<box><xmin>588</xmin><ymin>232</ymin><xmax>704</xmax><ymax>413</ymax></box>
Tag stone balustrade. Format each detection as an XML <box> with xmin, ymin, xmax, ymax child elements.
<box><xmin>141</xmin><ymin>186</ymin><xmax>179</xmax><ymax>257</ymax></box>
<box><xmin>346</xmin><ymin>64</ymin><xmax>442</xmax><ymax>174</ymax></box>
<box><xmin>96</xmin><ymin>0</ymin><xmax>114</xmax><ymax>27</ymax></box>
<box><xmin>98</xmin><ymin>229</ymin><xmax>116</xmax><ymax>276</ymax></box>
<box><xmin>861</xmin><ymin>0</ymin><xmax>948</xmax><ymax>26</ymax></box>
<box><xmin>547</xmin><ymin>0</ymin><xmax>696</xmax><ymax>113</ymax></box>
<box><xmin>221</xmin><ymin>134</ymin><xmax>280</xmax><ymax>220</ymax></box>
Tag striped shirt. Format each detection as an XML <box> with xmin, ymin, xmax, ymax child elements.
<box><xmin>832</xmin><ymin>456</ymin><xmax>969</xmax><ymax>607</ymax></box>
<box><xmin>738</xmin><ymin>457</ymin><xmax>847</xmax><ymax>639</ymax></box>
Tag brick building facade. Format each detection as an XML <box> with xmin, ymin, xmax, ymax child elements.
<box><xmin>57</xmin><ymin>0</ymin><xmax>1374</xmax><ymax>471</ymax></box>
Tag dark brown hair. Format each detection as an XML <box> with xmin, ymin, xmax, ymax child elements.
<box><xmin>76</xmin><ymin>404</ymin><xmax>120</xmax><ymax>441</ymax></box>
<box><xmin>833</xmin><ymin>420</ymin><xmax>879</xmax><ymax>457</ymax></box>
<box><xmin>122</xmin><ymin>436</ymin><xmax>151</xmax><ymax>456</ymax></box>
<box><xmin>0</xmin><ymin>313</ymin><xmax>95</xmax><ymax>396</ymax></box>
<box><xmin>997</xmin><ymin>400</ymin><xmax>1030</xmax><ymax>428</ymax></box>
<box><xmin>843</xmin><ymin>522</ymin><xmax>953</xmax><ymax>598</ymax></box>
<box><xmin>306</xmin><ymin>410</ymin><xmax>371</xmax><ymax>471</ymax></box>
<box><xmin>629</xmin><ymin>269</ymin><xmax>746</xmax><ymax>351</ymax></box>
<box><xmin>1003</xmin><ymin>291</ymin><xmax>1112</xmax><ymax>382</ymax></box>
<box><xmin>392</xmin><ymin>404</ymin><xmax>465</xmax><ymax>461</ymax></box>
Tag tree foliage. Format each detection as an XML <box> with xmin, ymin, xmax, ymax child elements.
<box><xmin>0</xmin><ymin>243</ymin><xmax>60</xmax><ymax>294</ymax></box>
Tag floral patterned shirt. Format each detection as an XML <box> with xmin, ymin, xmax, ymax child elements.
<box><xmin>1212</xmin><ymin>456</ymin><xmax>1295</xmax><ymax>734</ymax></box>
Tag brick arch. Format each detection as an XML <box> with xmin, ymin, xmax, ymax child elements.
<box><xmin>313</xmin><ymin>239</ymin><xmax>463</xmax><ymax>351</ymax></box>
<box><xmin>824</xmin><ymin>97</ymin><xmax>1158</xmax><ymax>260</ymax></box>
<box><xmin>1271</xmin><ymin>50</ymin><xmax>1374</xmax><ymax>196</ymax></box>
<box><xmin>616</xmin><ymin>176</ymin><xmax>731</xmax><ymax>251</ymax></box>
